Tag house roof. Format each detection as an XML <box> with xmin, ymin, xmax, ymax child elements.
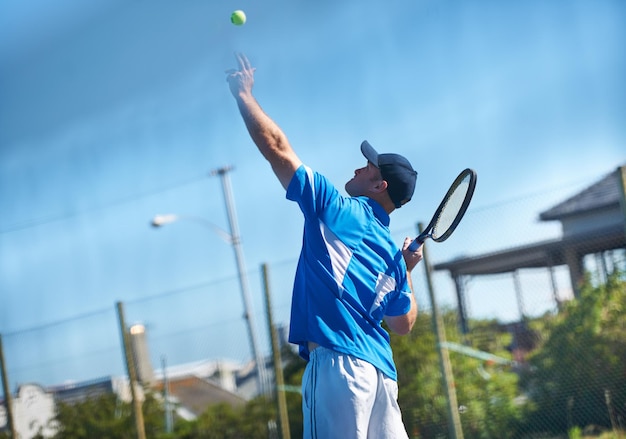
<box><xmin>154</xmin><ymin>375</ymin><xmax>246</xmax><ymax>416</ymax></box>
<box><xmin>435</xmin><ymin>165</ymin><xmax>626</xmax><ymax>276</ymax></box>
<box><xmin>434</xmin><ymin>223</ymin><xmax>625</xmax><ymax>276</ymax></box>
<box><xmin>539</xmin><ymin>166</ymin><xmax>623</xmax><ymax>221</ymax></box>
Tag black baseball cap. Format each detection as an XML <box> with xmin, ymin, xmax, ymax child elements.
<box><xmin>361</xmin><ymin>140</ymin><xmax>417</xmax><ymax>208</ymax></box>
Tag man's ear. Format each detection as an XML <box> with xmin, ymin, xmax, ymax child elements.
<box><xmin>371</xmin><ymin>179</ymin><xmax>388</xmax><ymax>194</ymax></box>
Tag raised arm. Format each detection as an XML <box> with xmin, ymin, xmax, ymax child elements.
<box><xmin>226</xmin><ymin>53</ymin><xmax>302</xmax><ymax>190</ymax></box>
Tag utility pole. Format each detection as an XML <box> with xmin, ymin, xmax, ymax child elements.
<box><xmin>261</xmin><ymin>263</ymin><xmax>291</xmax><ymax>439</ymax></box>
<box><xmin>116</xmin><ymin>302</ymin><xmax>147</xmax><ymax>439</ymax></box>
<box><xmin>0</xmin><ymin>335</ymin><xmax>18</xmax><ymax>439</ymax></box>
<box><xmin>211</xmin><ymin>166</ymin><xmax>268</xmax><ymax>396</ymax></box>
<box><xmin>617</xmin><ymin>165</ymin><xmax>626</xmax><ymax>240</ymax></box>
<box><xmin>162</xmin><ymin>355</ymin><xmax>173</xmax><ymax>434</ymax></box>
<box><xmin>419</xmin><ymin>222</ymin><xmax>464</xmax><ymax>439</ymax></box>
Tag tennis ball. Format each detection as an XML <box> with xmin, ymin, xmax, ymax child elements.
<box><xmin>231</xmin><ymin>10</ymin><xmax>246</xmax><ymax>26</ymax></box>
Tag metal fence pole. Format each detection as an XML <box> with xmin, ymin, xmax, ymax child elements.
<box><xmin>261</xmin><ymin>263</ymin><xmax>291</xmax><ymax>439</ymax></box>
<box><xmin>617</xmin><ymin>165</ymin><xmax>626</xmax><ymax>239</ymax></box>
<box><xmin>0</xmin><ymin>335</ymin><xmax>18</xmax><ymax>438</ymax></box>
<box><xmin>162</xmin><ymin>355</ymin><xmax>173</xmax><ymax>434</ymax></box>
<box><xmin>418</xmin><ymin>222</ymin><xmax>464</xmax><ymax>439</ymax></box>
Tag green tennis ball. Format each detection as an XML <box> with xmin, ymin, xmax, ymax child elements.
<box><xmin>231</xmin><ymin>10</ymin><xmax>246</xmax><ymax>26</ymax></box>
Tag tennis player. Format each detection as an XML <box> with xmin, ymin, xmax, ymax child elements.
<box><xmin>226</xmin><ymin>52</ymin><xmax>423</xmax><ymax>439</ymax></box>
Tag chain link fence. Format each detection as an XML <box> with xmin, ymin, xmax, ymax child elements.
<box><xmin>1</xmin><ymin>167</ymin><xmax>625</xmax><ymax>438</ymax></box>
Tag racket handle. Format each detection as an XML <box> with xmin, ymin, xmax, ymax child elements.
<box><xmin>408</xmin><ymin>233</ymin><xmax>427</xmax><ymax>252</ymax></box>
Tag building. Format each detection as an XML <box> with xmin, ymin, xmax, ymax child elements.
<box><xmin>0</xmin><ymin>359</ymin><xmax>258</xmax><ymax>438</ymax></box>
<box><xmin>129</xmin><ymin>323</ymin><xmax>155</xmax><ymax>385</ymax></box>
<box><xmin>434</xmin><ymin>164</ymin><xmax>626</xmax><ymax>337</ymax></box>
<box><xmin>0</xmin><ymin>383</ymin><xmax>56</xmax><ymax>439</ymax></box>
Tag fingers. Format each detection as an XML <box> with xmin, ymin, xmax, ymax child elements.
<box><xmin>225</xmin><ymin>68</ymin><xmax>236</xmax><ymax>81</ymax></box>
<box><xmin>235</xmin><ymin>52</ymin><xmax>244</xmax><ymax>68</ymax></box>
<box><xmin>226</xmin><ymin>52</ymin><xmax>254</xmax><ymax>94</ymax></box>
<box><xmin>227</xmin><ymin>53</ymin><xmax>254</xmax><ymax>81</ymax></box>
<box><xmin>235</xmin><ymin>52</ymin><xmax>252</xmax><ymax>71</ymax></box>
<box><xmin>402</xmin><ymin>236</ymin><xmax>414</xmax><ymax>251</ymax></box>
<box><xmin>241</xmin><ymin>53</ymin><xmax>252</xmax><ymax>71</ymax></box>
<box><xmin>402</xmin><ymin>236</ymin><xmax>423</xmax><ymax>267</ymax></box>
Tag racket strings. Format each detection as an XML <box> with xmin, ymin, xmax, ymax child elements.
<box><xmin>432</xmin><ymin>179</ymin><xmax>471</xmax><ymax>239</ymax></box>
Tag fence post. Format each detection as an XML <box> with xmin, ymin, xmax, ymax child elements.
<box><xmin>261</xmin><ymin>263</ymin><xmax>291</xmax><ymax>439</ymax></box>
<box><xmin>0</xmin><ymin>335</ymin><xmax>18</xmax><ymax>438</ymax></box>
<box><xmin>418</xmin><ymin>222</ymin><xmax>464</xmax><ymax>439</ymax></box>
<box><xmin>617</xmin><ymin>165</ymin><xmax>626</xmax><ymax>239</ymax></box>
<box><xmin>116</xmin><ymin>302</ymin><xmax>147</xmax><ymax>439</ymax></box>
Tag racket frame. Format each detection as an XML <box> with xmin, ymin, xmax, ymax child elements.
<box><xmin>409</xmin><ymin>168</ymin><xmax>477</xmax><ymax>251</ymax></box>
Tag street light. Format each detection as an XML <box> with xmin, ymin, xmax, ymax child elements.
<box><xmin>150</xmin><ymin>166</ymin><xmax>268</xmax><ymax>396</ymax></box>
<box><xmin>151</xmin><ymin>214</ymin><xmax>232</xmax><ymax>244</ymax></box>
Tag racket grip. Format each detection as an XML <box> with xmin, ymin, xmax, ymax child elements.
<box><xmin>408</xmin><ymin>234</ymin><xmax>426</xmax><ymax>252</ymax></box>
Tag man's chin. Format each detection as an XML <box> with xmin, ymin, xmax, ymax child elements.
<box><xmin>345</xmin><ymin>182</ymin><xmax>355</xmax><ymax>196</ymax></box>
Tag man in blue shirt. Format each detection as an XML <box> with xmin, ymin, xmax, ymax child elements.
<box><xmin>227</xmin><ymin>53</ymin><xmax>423</xmax><ymax>439</ymax></box>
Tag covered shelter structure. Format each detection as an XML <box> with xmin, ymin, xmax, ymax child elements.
<box><xmin>434</xmin><ymin>165</ymin><xmax>626</xmax><ymax>336</ymax></box>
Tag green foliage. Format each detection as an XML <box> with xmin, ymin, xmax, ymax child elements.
<box><xmin>172</xmin><ymin>348</ymin><xmax>308</xmax><ymax>439</ymax></box>
<box><xmin>280</xmin><ymin>345</ymin><xmax>306</xmax><ymax>438</ymax></box>
<box><xmin>175</xmin><ymin>399</ymin><xmax>273</xmax><ymax>439</ymax></box>
<box><xmin>46</xmin><ymin>350</ymin><xmax>306</xmax><ymax>438</ymax></box>
<box><xmin>44</xmin><ymin>274</ymin><xmax>625</xmax><ymax>438</ymax></box>
<box><xmin>50</xmin><ymin>391</ymin><xmax>165</xmax><ymax>439</ymax></box>
<box><xmin>392</xmin><ymin>310</ymin><xmax>446</xmax><ymax>437</ymax></box>
<box><xmin>52</xmin><ymin>393</ymin><xmax>133</xmax><ymax>439</ymax></box>
<box><xmin>568</xmin><ymin>426</ymin><xmax>583</xmax><ymax>439</ymax></box>
<box><xmin>391</xmin><ymin>309</ymin><xmax>522</xmax><ymax>439</ymax></box>
<box><xmin>520</xmin><ymin>274</ymin><xmax>626</xmax><ymax>436</ymax></box>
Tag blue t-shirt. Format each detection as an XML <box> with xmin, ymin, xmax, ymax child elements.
<box><xmin>286</xmin><ymin>164</ymin><xmax>412</xmax><ymax>380</ymax></box>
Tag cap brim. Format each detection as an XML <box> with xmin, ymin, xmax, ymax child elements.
<box><xmin>360</xmin><ymin>140</ymin><xmax>379</xmax><ymax>167</ymax></box>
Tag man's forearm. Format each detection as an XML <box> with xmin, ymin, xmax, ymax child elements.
<box><xmin>226</xmin><ymin>53</ymin><xmax>301</xmax><ymax>189</ymax></box>
<box><xmin>385</xmin><ymin>272</ymin><xmax>418</xmax><ymax>335</ymax></box>
<box><xmin>405</xmin><ymin>272</ymin><xmax>418</xmax><ymax>327</ymax></box>
<box><xmin>235</xmin><ymin>94</ymin><xmax>300</xmax><ymax>189</ymax></box>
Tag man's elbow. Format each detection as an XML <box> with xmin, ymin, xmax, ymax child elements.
<box><xmin>385</xmin><ymin>314</ymin><xmax>416</xmax><ymax>335</ymax></box>
<box><xmin>393</xmin><ymin>324</ymin><xmax>413</xmax><ymax>336</ymax></box>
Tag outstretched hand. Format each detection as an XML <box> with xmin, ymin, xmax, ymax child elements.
<box><xmin>402</xmin><ymin>236</ymin><xmax>423</xmax><ymax>272</ymax></box>
<box><xmin>225</xmin><ymin>52</ymin><xmax>256</xmax><ymax>99</ymax></box>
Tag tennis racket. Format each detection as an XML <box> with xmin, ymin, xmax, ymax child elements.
<box><xmin>408</xmin><ymin>168</ymin><xmax>477</xmax><ymax>251</ymax></box>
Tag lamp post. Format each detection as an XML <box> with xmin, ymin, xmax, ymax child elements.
<box><xmin>151</xmin><ymin>166</ymin><xmax>268</xmax><ymax>396</ymax></box>
<box><xmin>151</xmin><ymin>214</ymin><xmax>231</xmax><ymax>243</ymax></box>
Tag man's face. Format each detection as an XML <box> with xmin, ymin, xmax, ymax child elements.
<box><xmin>345</xmin><ymin>161</ymin><xmax>384</xmax><ymax>197</ymax></box>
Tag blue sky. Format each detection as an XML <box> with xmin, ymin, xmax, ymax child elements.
<box><xmin>1</xmin><ymin>0</ymin><xmax>625</xmax><ymax>386</ymax></box>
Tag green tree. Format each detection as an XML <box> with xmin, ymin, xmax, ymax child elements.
<box><xmin>280</xmin><ymin>345</ymin><xmax>306</xmax><ymax>438</ymax></box>
<box><xmin>51</xmin><ymin>391</ymin><xmax>165</xmax><ymax>439</ymax></box>
<box><xmin>173</xmin><ymin>397</ymin><xmax>277</xmax><ymax>439</ymax></box>
<box><xmin>172</xmin><ymin>346</ymin><xmax>306</xmax><ymax>439</ymax></box>
<box><xmin>171</xmin><ymin>309</ymin><xmax>525</xmax><ymax>439</ymax></box>
<box><xmin>391</xmin><ymin>309</ymin><xmax>523</xmax><ymax>439</ymax></box>
<box><xmin>519</xmin><ymin>273</ymin><xmax>626</xmax><ymax>436</ymax></box>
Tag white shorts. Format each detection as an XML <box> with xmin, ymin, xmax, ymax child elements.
<box><xmin>302</xmin><ymin>346</ymin><xmax>409</xmax><ymax>439</ymax></box>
